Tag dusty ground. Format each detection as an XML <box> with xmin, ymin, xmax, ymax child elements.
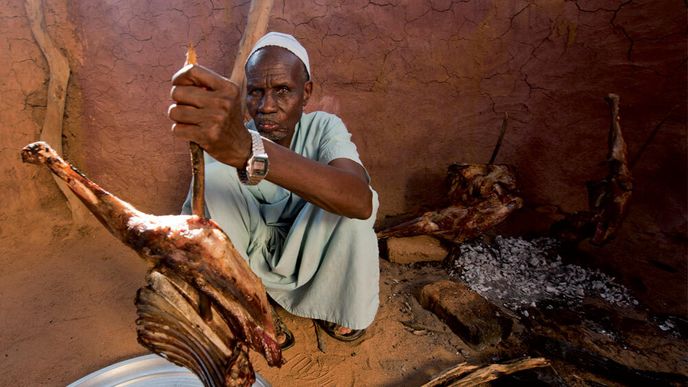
<box><xmin>1</xmin><ymin>218</ymin><xmax>686</xmax><ymax>386</ymax></box>
<box><xmin>252</xmin><ymin>259</ymin><xmax>466</xmax><ymax>386</ymax></box>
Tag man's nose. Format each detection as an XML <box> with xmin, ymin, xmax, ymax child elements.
<box><xmin>258</xmin><ymin>91</ymin><xmax>278</xmax><ymax>113</ymax></box>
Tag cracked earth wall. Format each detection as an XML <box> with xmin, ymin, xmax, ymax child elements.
<box><xmin>1</xmin><ymin>0</ymin><xmax>686</xmax><ymax>314</ymax></box>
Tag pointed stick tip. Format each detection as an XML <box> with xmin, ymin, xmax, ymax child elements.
<box><xmin>185</xmin><ymin>43</ymin><xmax>197</xmax><ymax>66</ymax></box>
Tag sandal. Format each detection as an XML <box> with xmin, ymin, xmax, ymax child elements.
<box><xmin>271</xmin><ymin>306</ymin><xmax>295</xmax><ymax>350</ymax></box>
<box><xmin>317</xmin><ymin>320</ymin><xmax>366</xmax><ymax>342</ymax></box>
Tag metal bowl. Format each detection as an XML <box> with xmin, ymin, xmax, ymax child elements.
<box><xmin>68</xmin><ymin>354</ymin><xmax>269</xmax><ymax>387</ymax></box>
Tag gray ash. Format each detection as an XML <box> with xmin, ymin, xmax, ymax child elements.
<box><xmin>447</xmin><ymin>236</ymin><xmax>638</xmax><ymax>314</ymax></box>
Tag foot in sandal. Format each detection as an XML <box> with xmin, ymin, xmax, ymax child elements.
<box><xmin>271</xmin><ymin>306</ymin><xmax>295</xmax><ymax>350</ymax></box>
<box><xmin>317</xmin><ymin>320</ymin><xmax>366</xmax><ymax>342</ymax></box>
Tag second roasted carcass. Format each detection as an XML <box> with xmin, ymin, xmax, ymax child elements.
<box><xmin>377</xmin><ymin>164</ymin><xmax>523</xmax><ymax>244</ymax></box>
<box><xmin>21</xmin><ymin>142</ymin><xmax>281</xmax><ymax>386</ymax></box>
<box><xmin>551</xmin><ymin>93</ymin><xmax>633</xmax><ymax>246</ymax></box>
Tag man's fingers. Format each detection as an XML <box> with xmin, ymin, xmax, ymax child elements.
<box><xmin>170</xmin><ymin>85</ymin><xmax>212</xmax><ymax>108</ymax></box>
<box><xmin>170</xmin><ymin>64</ymin><xmax>196</xmax><ymax>86</ymax></box>
<box><xmin>171</xmin><ymin>63</ymin><xmax>235</xmax><ymax>91</ymax></box>
<box><xmin>171</xmin><ymin>122</ymin><xmax>200</xmax><ymax>141</ymax></box>
<box><xmin>168</xmin><ymin>104</ymin><xmax>204</xmax><ymax>125</ymax></box>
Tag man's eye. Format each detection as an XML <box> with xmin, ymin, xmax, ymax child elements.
<box><xmin>249</xmin><ymin>89</ymin><xmax>262</xmax><ymax>97</ymax></box>
<box><xmin>277</xmin><ymin>87</ymin><xmax>290</xmax><ymax>95</ymax></box>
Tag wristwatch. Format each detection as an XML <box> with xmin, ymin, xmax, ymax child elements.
<box><xmin>237</xmin><ymin>130</ymin><xmax>268</xmax><ymax>185</ymax></box>
<box><xmin>237</xmin><ymin>130</ymin><xmax>269</xmax><ymax>185</ymax></box>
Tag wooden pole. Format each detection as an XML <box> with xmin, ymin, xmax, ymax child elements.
<box><xmin>229</xmin><ymin>0</ymin><xmax>274</xmax><ymax>85</ymax></box>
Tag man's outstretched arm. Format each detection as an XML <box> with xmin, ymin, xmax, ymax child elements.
<box><xmin>168</xmin><ymin>64</ymin><xmax>373</xmax><ymax>220</ymax></box>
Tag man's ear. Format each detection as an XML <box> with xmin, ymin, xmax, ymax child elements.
<box><xmin>302</xmin><ymin>80</ymin><xmax>313</xmax><ymax>107</ymax></box>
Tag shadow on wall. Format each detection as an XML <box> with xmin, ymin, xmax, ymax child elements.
<box><xmin>377</xmin><ymin>168</ymin><xmax>449</xmax><ymax>230</ymax></box>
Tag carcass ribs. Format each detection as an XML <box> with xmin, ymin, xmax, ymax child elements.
<box><xmin>21</xmin><ymin>141</ymin><xmax>281</xmax><ymax>386</ymax></box>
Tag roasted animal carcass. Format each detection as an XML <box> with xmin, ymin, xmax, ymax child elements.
<box><xmin>21</xmin><ymin>141</ymin><xmax>281</xmax><ymax>386</ymax></box>
<box><xmin>551</xmin><ymin>93</ymin><xmax>633</xmax><ymax>245</ymax></box>
<box><xmin>377</xmin><ymin>164</ymin><xmax>523</xmax><ymax>244</ymax></box>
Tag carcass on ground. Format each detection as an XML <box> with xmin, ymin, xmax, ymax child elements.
<box><xmin>377</xmin><ymin>163</ymin><xmax>523</xmax><ymax>243</ymax></box>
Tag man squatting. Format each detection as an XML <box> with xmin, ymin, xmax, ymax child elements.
<box><xmin>169</xmin><ymin>32</ymin><xmax>379</xmax><ymax>345</ymax></box>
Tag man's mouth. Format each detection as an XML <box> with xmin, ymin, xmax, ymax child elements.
<box><xmin>256</xmin><ymin>120</ymin><xmax>280</xmax><ymax>131</ymax></box>
<box><xmin>255</xmin><ymin>118</ymin><xmax>291</xmax><ymax>142</ymax></box>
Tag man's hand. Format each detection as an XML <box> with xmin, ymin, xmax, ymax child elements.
<box><xmin>168</xmin><ymin>64</ymin><xmax>251</xmax><ymax>168</ymax></box>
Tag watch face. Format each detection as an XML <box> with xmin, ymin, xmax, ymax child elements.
<box><xmin>249</xmin><ymin>156</ymin><xmax>268</xmax><ymax>177</ymax></box>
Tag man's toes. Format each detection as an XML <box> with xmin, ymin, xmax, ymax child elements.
<box><xmin>335</xmin><ymin>325</ymin><xmax>352</xmax><ymax>335</ymax></box>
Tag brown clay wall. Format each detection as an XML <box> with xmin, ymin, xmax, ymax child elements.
<box><xmin>4</xmin><ymin>0</ymin><xmax>685</xmax><ymax>231</ymax></box>
<box><xmin>4</xmin><ymin>0</ymin><xmax>686</xmax><ymax>232</ymax></box>
<box><xmin>0</xmin><ymin>1</ymin><xmax>685</xmax><ymax>381</ymax></box>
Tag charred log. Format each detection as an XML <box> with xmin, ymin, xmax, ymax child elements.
<box><xmin>531</xmin><ymin>335</ymin><xmax>687</xmax><ymax>386</ymax></box>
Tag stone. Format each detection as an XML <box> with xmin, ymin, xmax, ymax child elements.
<box><xmin>386</xmin><ymin>235</ymin><xmax>448</xmax><ymax>264</ymax></box>
<box><xmin>418</xmin><ymin>280</ymin><xmax>513</xmax><ymax>350</ymax></box>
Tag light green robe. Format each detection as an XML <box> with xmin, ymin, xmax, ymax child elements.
<box><xmin>182</xmin><ymin>111</ymin><xmax>379</xmax><ymax>329</ymax></box>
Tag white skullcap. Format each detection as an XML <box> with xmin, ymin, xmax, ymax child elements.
<box><xmin>247</xmin><ymin>32</ymin><xmax>311</xmax><ymax>80</ymax></box>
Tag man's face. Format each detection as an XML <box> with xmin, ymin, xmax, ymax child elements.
<box><xmin>245</xmin><ymin>46</ymin><xmax>312</xmax><ymax>146</ymax></box>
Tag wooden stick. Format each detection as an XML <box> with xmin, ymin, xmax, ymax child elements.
<box><xmin>422</xmin><ymin>357</ymin><xmax>550</xmax><ymax>387</ymax></box>
<box><xmin>488</xmin><ymin>112</ymin><xmax>508</xmax><ymax>164</ymax></box>
<box><xmin>184</xmin><ymin>45</ymin><xmax>207</xmax><ymax>220</ymax></box>
<box><xmin>25</xmin><ymin>0</ymin><xmax>88</xmax><ymax>225</ymax></box>
<box><xmin>313</xmin><ymin>320</ymin><xmax>327</xmax><ymax>353</ymax></box>
<box><xmin>629</xmin><ymin>104</ymin><xmax>678</xmax><ymax>169</ymax></box>
<box><xmin>421</xmin><ymin>362</ymin><xmax>480</xmax><ymax>386</ymax></box>
<box><xmin>450</xmin><ymin>357</ymin><xmax>550</xmax><ymax>386</ymax></box>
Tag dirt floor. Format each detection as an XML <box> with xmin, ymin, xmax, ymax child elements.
<box><xmin>1</xmin><ymin>218</ymin><xmax>686</xmax><ymax>386</ymax></box>
<box><xmin>252</xmin><ymin>260</ymin><xmax>465</xmax><ymax>386</ymax></box>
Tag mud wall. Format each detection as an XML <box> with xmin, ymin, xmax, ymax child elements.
<box><xmin>1</xmin><ymin>0</ymin><xmax>685</xmax><ymax>327</ymax></box>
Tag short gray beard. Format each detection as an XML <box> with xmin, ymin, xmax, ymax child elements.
<box><xmin>258</xmin><ymin>129</ymin><xmax>289</xmax><ymax>144</ymax></box>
